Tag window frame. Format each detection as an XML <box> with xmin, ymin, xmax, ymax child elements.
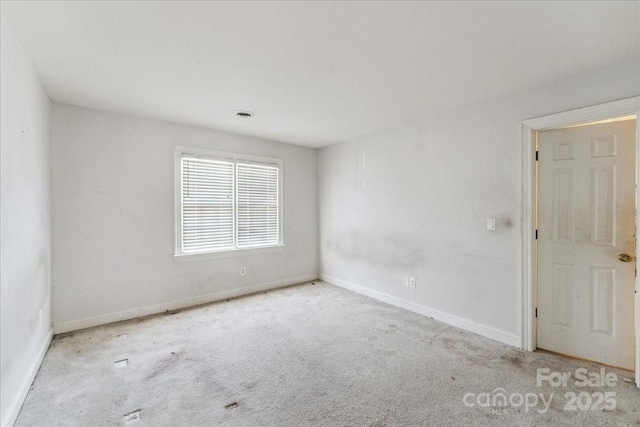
<box><xmin>174</xmin><ymin>146</ymin><xmax>284</xmax><ymax>261</ymax></box>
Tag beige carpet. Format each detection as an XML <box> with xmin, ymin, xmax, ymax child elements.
<box><xmin>15</xmin><ymin>281</ymin><xmax>640</xmax><ymax>426</ymax></box>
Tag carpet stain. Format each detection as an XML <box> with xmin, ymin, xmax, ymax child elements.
<box><xmin>501</xmin><ymin>353</ymin><xmax>524</xmax><ymax>369</ymax></box>
<box><xmin>439</xmin><ymin>335</ymin><xmax>498</xmax><ymax>366</ymax></box>
<box><xmin>145</xmin><ymin>354</ymin><xmax>180</xmax><ymax>380</ymax></box>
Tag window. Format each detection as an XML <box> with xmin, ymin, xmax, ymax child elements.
<box><xmin>174</xmin><ymin>146</ymin><xmax>283</xmax><ymax>259</ymax></box>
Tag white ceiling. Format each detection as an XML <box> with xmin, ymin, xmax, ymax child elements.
<box><xmin>2</xmin><ymin>1</ymin><xmax>639</xmax><ymax>148</ymax></box>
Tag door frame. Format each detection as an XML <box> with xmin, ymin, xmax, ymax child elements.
<box><xmin>521</xmin><ymin>96</ymin><xmax>640</xmax><ymax>387</ymax></box>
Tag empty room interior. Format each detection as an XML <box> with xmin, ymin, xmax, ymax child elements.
<box><xmin>2</xmin><ymin>1</ymin><xmax>640</xmax><ymax>426</ymax></box>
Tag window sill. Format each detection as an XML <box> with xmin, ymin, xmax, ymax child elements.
<box><xmin>173</xmin><ymin>244</ymin><xmax>285</xmax><ymax>262</ymax></box>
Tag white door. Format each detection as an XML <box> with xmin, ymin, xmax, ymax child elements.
<box><xmin>537</xmin><ymin>119</ymin><xmax>636</xmax><ymax>371</ymax></box>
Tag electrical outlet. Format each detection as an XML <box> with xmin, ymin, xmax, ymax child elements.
<box><xmin>409</xmin><ymin>277</ymin><xmax>416</xmax><ymax>288</ymax></box>
<box><xmin>240</xmin><ymin>267</ymin><xmax>246</xmax><ymax>276</ymax></box>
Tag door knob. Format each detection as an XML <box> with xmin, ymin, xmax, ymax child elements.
<box><xmin>618</xmin><ymin>253</ymin><xmax>634</xmax><ymax>262</ymax></box>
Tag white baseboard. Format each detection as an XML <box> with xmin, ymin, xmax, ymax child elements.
<box><xmin>320</xmin><ymin>274</ymin><xmax>520</xmax><ymax>348</ymax></box>
<box><xmin>2</xmin><ymin>327</ymin><xmax>53</xmax><ymax>427</ymax></box>
<box><xmin>54</xmin><ymin>274</ymin><xmax>318</xmax><ymax>334</ymax></box>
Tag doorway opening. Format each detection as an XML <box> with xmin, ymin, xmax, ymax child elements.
<box><xmin>521</xmin><ymin>97</ymin><xmax>640</xmax><ymax>387</ymax></box>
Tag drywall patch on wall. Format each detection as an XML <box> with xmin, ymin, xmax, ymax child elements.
<box><xmin>1</xmin><ymin>11</ymin><xmax>53</xmax><ymax>427</ymax></box>
<box><xmin>325</xmin><ymin>229</ymin><xmax>425</xmax><ymax>267</ymax></box>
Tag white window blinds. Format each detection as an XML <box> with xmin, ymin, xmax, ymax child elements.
<box><xmin>178</xmin><ymin>149</ymin><xmax>282</xmax><ymax>256</ymax></box>
<box><xmin>236</xmin><ymin>162</ymin><xmax>279</xmax><ymax>248</ymax></box>
<box><xmin>181</xmin><ymin>156</ymin><xmax>234</xmax><ymax>253</ymax></box>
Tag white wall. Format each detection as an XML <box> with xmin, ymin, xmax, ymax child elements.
<box><xmin>319</xmin><ymin>58</ymin><xmax>640</xmax><ymax>346</ymax></box>
<box><xmin>1</xmin><ymin>12</ymin><xmax>52</xmax><ymax>427</ymax></box>
<box><xmin>51</xmin><ymin>105</ymin><xmax>318</xmax><ymax>330</ymax></box>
